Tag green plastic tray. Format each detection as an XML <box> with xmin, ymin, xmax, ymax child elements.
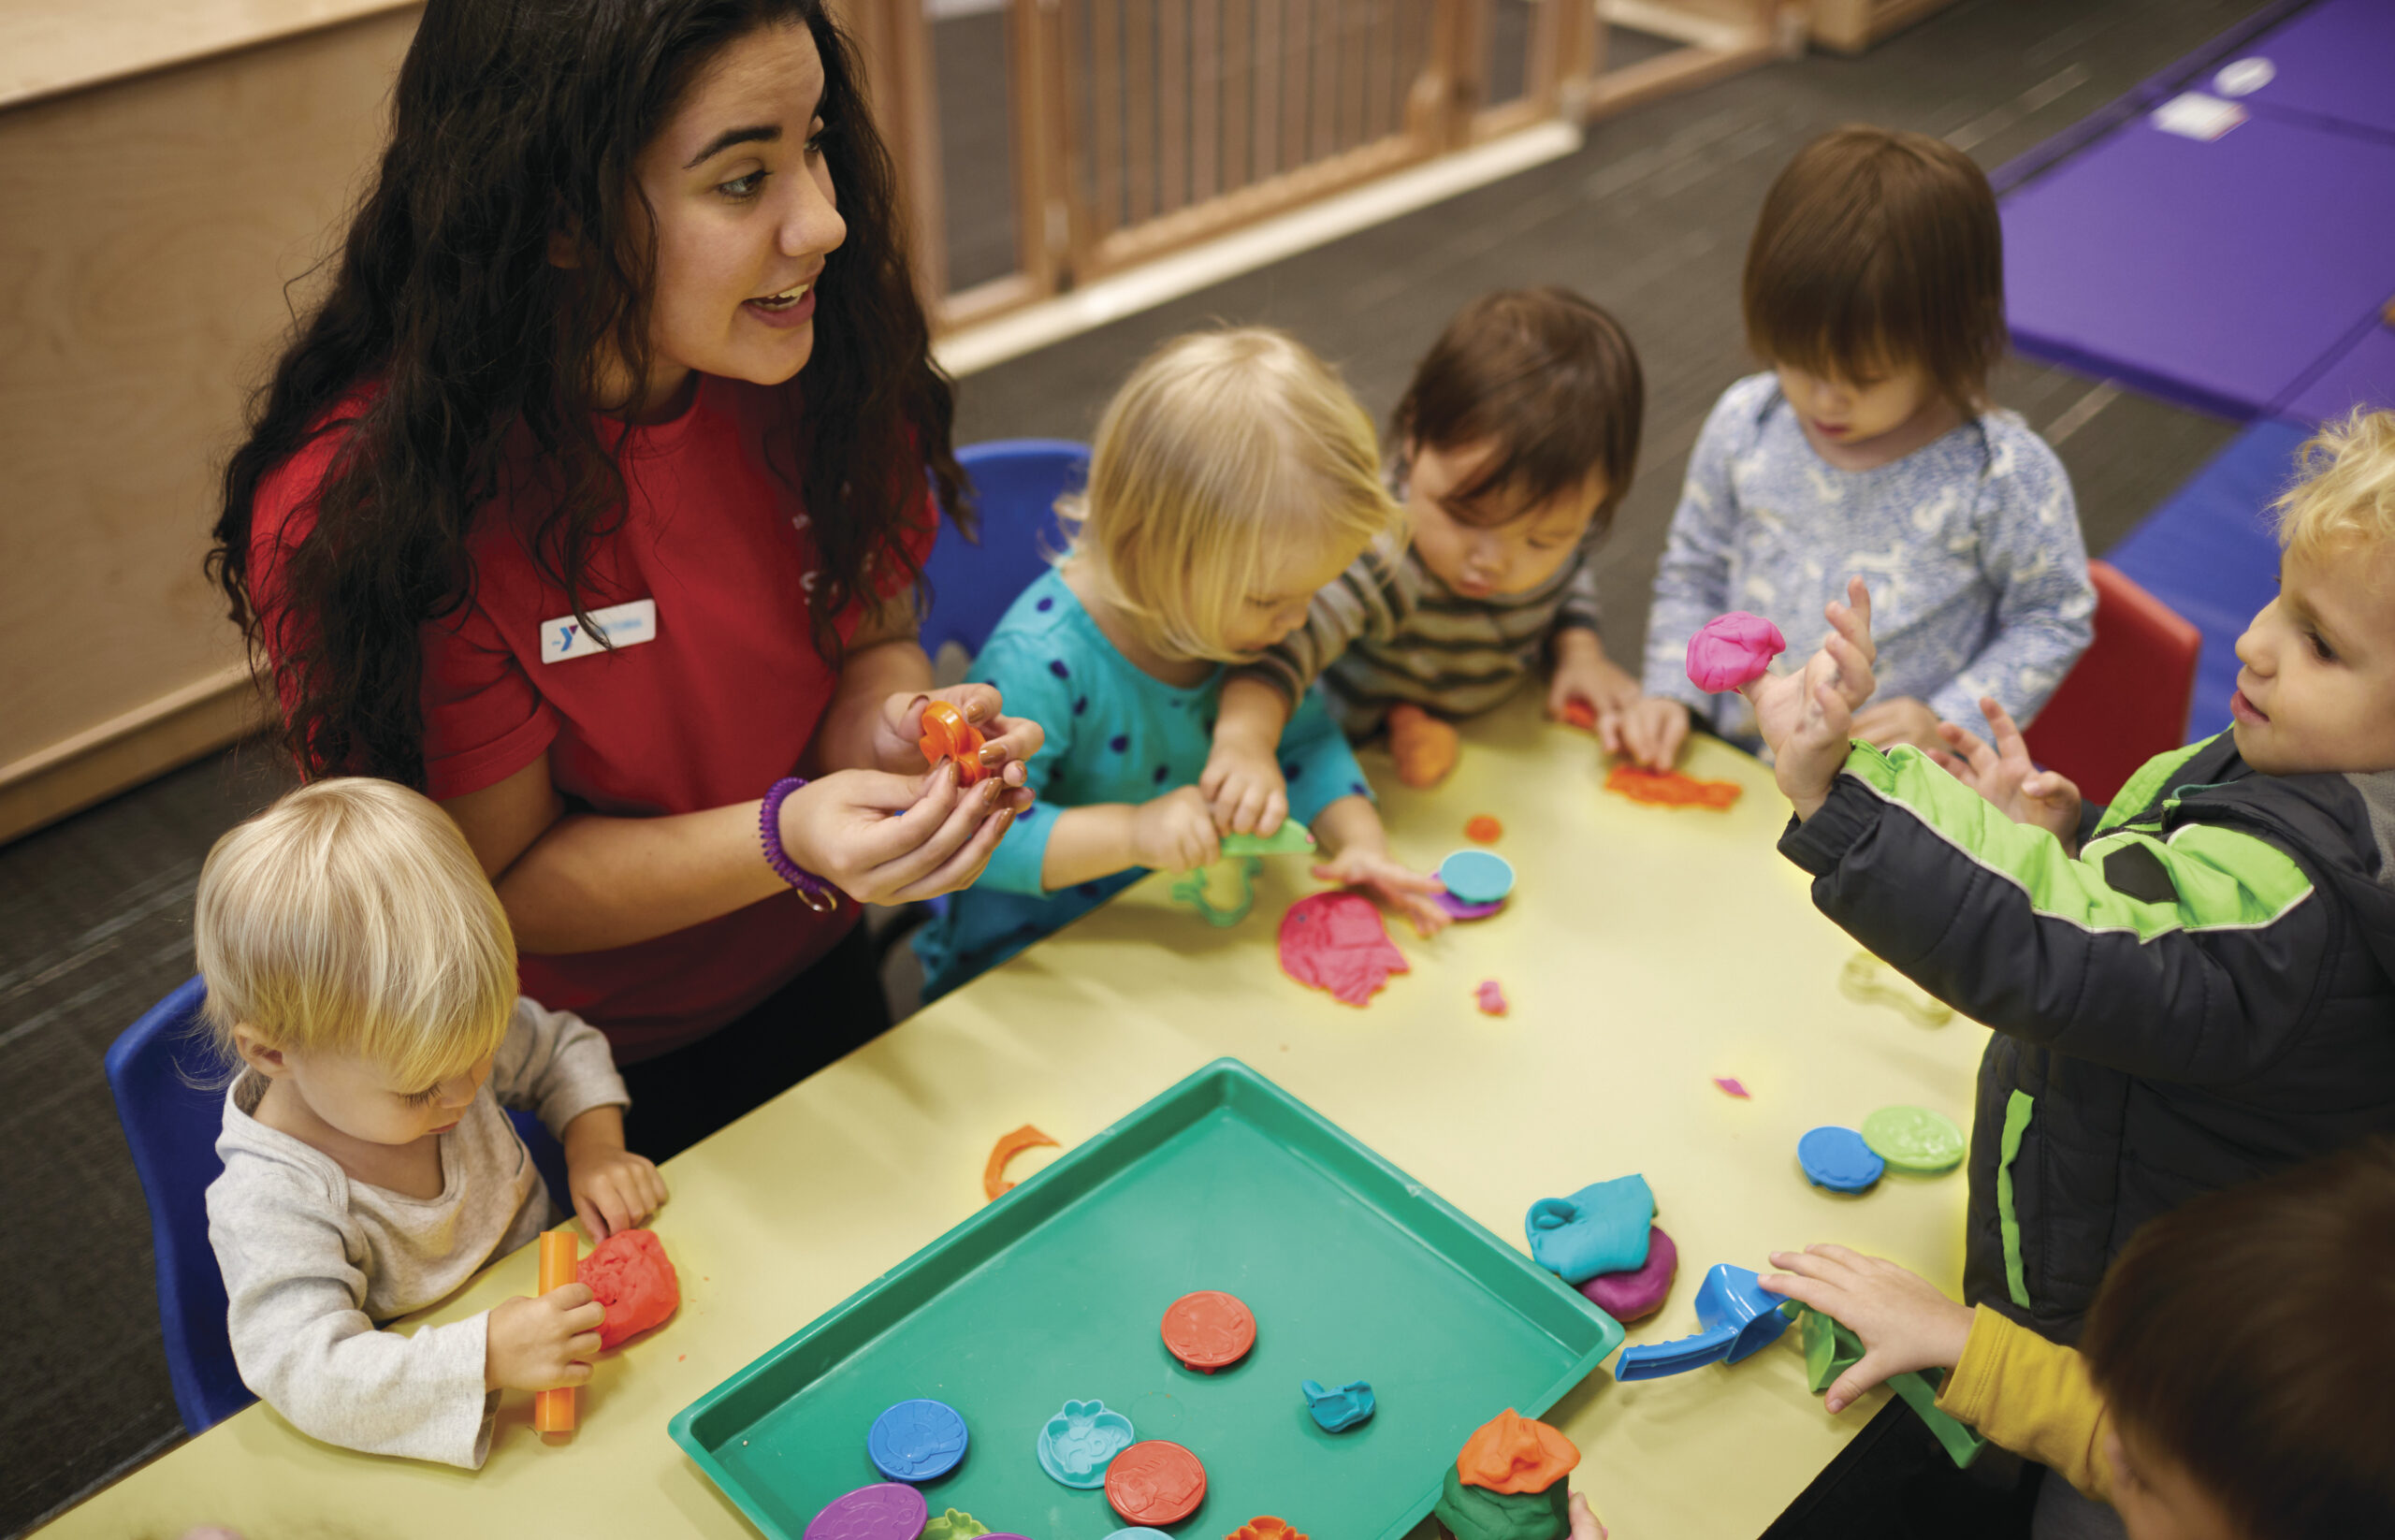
<box><xmin>669</xmin><ymin>1058</ymin><xmax>1622</xmax><ymax>1538</ymax></box>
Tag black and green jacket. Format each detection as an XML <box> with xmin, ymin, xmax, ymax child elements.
<box><xmin>1780</xmin><ymin>733</ymin><xmax>2395</xmax><ymax>1343</ymax></box>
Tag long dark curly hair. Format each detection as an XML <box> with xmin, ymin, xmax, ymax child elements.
<box><xmin>209</xmin><ymin>0</ymin><xmax>966</xmax><ymax>786</ymax></box>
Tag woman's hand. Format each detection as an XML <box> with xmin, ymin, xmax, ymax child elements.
<box><xmin>869</xmin><ymin>687</ymin><xmax>1045</xmax><ymax>785</ymax></box>
<box><xmin>560</xmin><ymin>1107</ymin><xmax>667</xmax><ymax>1242</ymax></box>
<box><xmin>1930</xmin><ymin>697</ymin><xmax>2084</xmax><ymax>853</ymax></box>
<box><xmin>1746</xmin><ymin>577</ymin><xmax>1878</xmax><ymax>820</ymax></box>
<box><xmin>779</xmin><ymin>763</ymin><xmax>1026</xmax><ymax>905</ymax></box>
<box><xmin>1759</xmin><ymin>1244</ymin><xmax>1975</xmax><ymax>1413</ymax></box>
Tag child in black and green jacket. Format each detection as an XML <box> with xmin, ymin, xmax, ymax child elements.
<box><xmin>1748</xmin><ymin>409</ymin><xmax>2395</xmax><ymax>1347</ymax></box>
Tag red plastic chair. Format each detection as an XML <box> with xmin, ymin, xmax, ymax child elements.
<box><xmin>2020</xmin><ymin>560</ymin><xmax>2202</xmax><ymax>806</ymax></box>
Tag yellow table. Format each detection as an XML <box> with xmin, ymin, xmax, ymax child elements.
<box><xmin>40</xmin><ymin>695</ymin><xmax>1987</xmax><ymax>1540</ymax></box>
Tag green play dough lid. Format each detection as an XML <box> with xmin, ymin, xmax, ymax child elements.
<box><xmin>1860</xmin><ymin>1105</ymin><xmax>1966</xmax><ymax>1173</ymax></box>
<box><xmin>1432</xmin><ymin>1464</ymin><xmax>1570</xmax><ymax>1540</ymax></box>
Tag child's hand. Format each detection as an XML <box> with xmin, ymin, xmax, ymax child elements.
<box><xmin>1746</xmin><ymin>578</ymin><xmax>1878</xmax><ymax>820</ymax></box>
<box><xmin>486</xmin><ymin>1283</ymin><xmax>605</xmax><ymax>1392</ymax></box>
<box><xmin>1199</xmin><ymin>737</ymin><xmax>1289</xmax><ymax>836</ymax></box>
<box><xmin>1313</xmin><ymin>846</ymin><xmax>1450</xmax><ymax>937</ymax></box>
<box><xmin>1760</xmin><ymin>1244</ymin><xmax>1975</xmax><ymax>1414</ymax></box>
<box><xmin>1851</xmin><ymin>695</ymin><xmax>1944</xmax><ymax>752</ymax></box>
<box><xmin>1931</xmin><ymin>697</ymin><xmax>2084</xmax><ymax>854</ymax></box>
<box><xmin>872</xmin><ymin>687</ymin><xmax>1045</xmax><ymax>786</ymax></box>
<box><xmin>1547</xmin><ymin>632</ymin><xmax>1643</xmax><ymax>749</ymax></box>
<box><xmin>1613</xmin><ymin>696</ymin><xmax>1692</xmax><ymax>770</ymax></box>
<box><xmin>779</xmin><ymin>763</ymin><xmax>1029</xmax><ymax>904</ymax></box>
<box><xmin>561</xmin><ymin>1108</ymin><xmax>668</xmax><ymax>1242</ymax></box>
<box><xmin>1132</xmin><ymin>786</ymin><xmax>1221</xmax><ymax>871</ymax></box>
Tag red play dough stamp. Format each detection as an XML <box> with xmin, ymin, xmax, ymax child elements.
<box><xmin>1160</xmin><ymin>1289</ymin><xmax>1256</xmax><ymax>1372</ymax></box>
<box><xmin>577</xmin><ymin>1228</ymin><xmax>680</xmax><ymax>1349</ymax></box>
<box><xmin>1105</xmin><ymin>1439</ymin><xmax>1208</xmax><ymax>1526</ymax></box>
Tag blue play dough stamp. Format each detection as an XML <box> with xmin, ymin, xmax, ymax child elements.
<box><xmin>1301</xmin><ymin>1377</ymin><xmax>1376</xmax><ymax>1432</ymax></box>
<box><xmin>1438</xmin><ymin>849</ymin><xmax>1516</xmax><ymax>905</ymax></box>
<box><xmin>868</xmin><ymin>1398</ymin><xmax>969</xmax><ymax>1481</ymax></box>
<box><xmin>1037</xmin><ymin>1399</ymin><xmax>1135</xmax><ymax>1488</ymax></box>
<box><xmin>1798</xmin><ymin>1126</ymin><xmax>1885</xmax><ymax>1193</ymax></box>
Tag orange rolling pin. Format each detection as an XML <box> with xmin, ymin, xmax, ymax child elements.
<box><xmin>533</xmin><ymin>1229</ymin><xmax>578</xmax><ymax>1435</ymax></box>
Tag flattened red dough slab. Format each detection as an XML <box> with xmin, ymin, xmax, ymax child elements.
<box><xmin>1278</xmin><ymin>891</ymin><xmax>1408</xmax><ymax>1006</ymax></box>
<box><xmin>1604</xmin><ymin>763</ymin><xmax>1741</xmax><ymax>809</ymax></box>
<box><xmin>1105</xmin><ymin>1440</ymin><xmax>1208</xmax><ymax>1525</ymax></box>
<box><xmin>1161</xmin><ymin>1289</ymin><xmax>1256</xmax><ymax>1372</ymax></box>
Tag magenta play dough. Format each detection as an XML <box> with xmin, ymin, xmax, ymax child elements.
<box><xmin>1686</xmin><ymin>613</ymin><xmax>1787</xmax><ymax>693</ymax></box>
<box><xmin>1577</xmin><ymin>1224</ymin><xmax>1678</xmax><ymax>1322</ymax></box>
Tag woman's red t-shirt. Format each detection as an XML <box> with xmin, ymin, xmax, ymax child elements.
<box><xmin>250</xmin><ymin>375</ymin><xmax>935</xmax><ymax>1062</ymax></box>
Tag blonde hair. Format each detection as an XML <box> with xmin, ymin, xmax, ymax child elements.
<box><xmin>2276</xmin><ymin>408</ymin><xmax>2395</xmax><ymax>572</ymax></box>
<box><xmin>196</xmin><ymin>777</ymin><xmax>516</xmax><ymax>1086</ymax></box>
<box><xmin>1059</xmin><ymin>327</ymin><xmax>1403</xmax><ymax>661</ymax></box>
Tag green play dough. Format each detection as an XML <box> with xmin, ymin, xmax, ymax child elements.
<box><xmin>922</xmin><ymin>1509</ymin><xmax>990</xmax><ymax>1540</ymax></box>
<box><xmin>1861</xmin><ymin>1105</ymin><xmax>1966</xmax><ymax>1173</ymax></box>
<box><xmin>1432</xmin><ymin>1464</ymin><xmax>1569</xmax><ymax>1540</ymax></box>
<box><xmin>1800</xmin><ymin>1309</ymin><xmax>1985</xmax><ymax>1469</ymax></box>
<box><xmin>1221</xmin><ymin>822</ymin><xmax>1315</xmax><ymax>855</ymax></box>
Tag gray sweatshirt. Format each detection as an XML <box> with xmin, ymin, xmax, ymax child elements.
<box><xmin>204</xmin><ymin>996</ymin><xmax>628</xmax><ymax>1468</ymax></box>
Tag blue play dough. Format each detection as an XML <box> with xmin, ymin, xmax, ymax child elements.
<box><xmin>867</xmin><ymin>1398</ymin><xmax>969</xmax><ymax>1481</ymax></box>
<box><xmin>1438</xmin><ymin>849</ymin><xmax>1516</xmax><ymax>904</ymax></box>
<box><xmin>1798</xmin><ymin>1126</ymin><xmax>1886</xmax><ymax>1193</ymax></box>
<box><xmin>1300</xmin><ymin>1378</ymin><xmax>1376</xmax><ymax>1432</ymax></box>
<box><xmin>1526</xmin><ymin>1173</ymin><xmax>1656</xmax><ymax>1284</ymax></box>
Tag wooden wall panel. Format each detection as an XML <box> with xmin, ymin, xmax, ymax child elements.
<box><xmin>0</xmin><ymin>10</ymin><xmax>422</xmax><ymax>841</ymax></box>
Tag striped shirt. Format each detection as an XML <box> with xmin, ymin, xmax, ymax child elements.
<box><xmin>1237</xmin><ymin>532</ymin><xmax>1604</xmax><ymax>735</ymax></box>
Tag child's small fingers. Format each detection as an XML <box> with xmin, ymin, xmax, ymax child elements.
<box><xmin>568</xmin><ymin>1329</ymin><xmax>605</xmax><ymax>1358</ymax></box>
<box><xmin>564</xmin><ymin>1300</ymin><xmax>607</xmax><ymax>1332</ymax></box>
<box><xmin>546</xmin><ymin>1282</ymin><xmax>596</xmax><ymax>1309</ymax></box>
<box><xmin>1260</xmin><ymin>790</ymin><xmax>1287</xmax><ymax>836</ymax></box>
<box><xmin>558</xmin><ymin>1359</ymin><xmax>596</xmax><ymax>1387</ymax></box>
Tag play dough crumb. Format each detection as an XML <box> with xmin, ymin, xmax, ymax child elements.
<box><xmin>1685</xmin><ymin>613</ymin><xmax>1787</xmax><ymax>693</ymax></box>
<box><xmin>982</xmin><ymin>1124</ymin><xmax>1061</xmax><ymax>1200</ymax></box>
<box><xmin>1604</xmin><ymin>763</ymin><xmax>1740</xmax><ymax>809</ymax></box>
<box><xmin>1712</xmin><ymin>1076</ymin><xmax>1751</xmax><ymax>1099</ymax></box>
<box><xmin>1475</xmin><ymin>981</ymin><xmax>1508</xmax><ymax>1016</ymax></box>
<box><xmin>1560</xmin><ymin>699</ymin><xmax>1597</xmax><ymax>732</ymax></box>
<box><xmin>1465</xmin><ymin>815</ymin><xmax>1503</xmax><ymax>843</ymax></box>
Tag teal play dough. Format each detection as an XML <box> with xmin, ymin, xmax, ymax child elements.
<box><xmin>1433</xmin><ymin>1463</ymin><xmax>1571</xmax><ymax>1540</ymax></box>
<box><xmin>1525</xmin><ymin>1174</ymin><xmax>1655</xmax><ymax>1285</ymax></box>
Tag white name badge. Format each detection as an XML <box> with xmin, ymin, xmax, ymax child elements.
<box><xmin>539</xmin><ymin>598</ymin><xmax>658</xmax><ymax>663</ymax></box>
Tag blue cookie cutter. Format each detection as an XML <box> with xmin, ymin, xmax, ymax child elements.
<box><xmin>1798</xmin><ymin>1126</ymin><xmax>1885</xmax><ymax>1193</ymax></box>
<box><xmin>1438</xmin><ymin>849</ymin><xmax>1516</xmax><ymax>905</ymax></box>
<box><xmin>1613</xmin><ymin>1263</ymin><xmax>1793</xmax><ymax>1381</ymax></box>
<box><xmin>867</xmin><ymin>1398</ymin><xmax>969</xmax><ymax>1481</ymax></box>
<box><xmin>1036</xmin><ymin>1399</ymin><xmax>1135</xmax><ymax>1488</ymax></box>
<box><xmin>1526</xmin><ymin>1173</ymin><xmax>1655</xmax><ymax>1284</ymax></box>
<box><xmin>1300</xmin><ymin>1378</ymin><xmax>1376</xmax><ymax>1432</ymax></box>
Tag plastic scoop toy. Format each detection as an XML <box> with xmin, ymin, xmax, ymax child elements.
<box><xmin>1221</xmin><ymin>822</ymin><xmax>1315</xmax><ymax>856</ymax></box>
<box><xmin>533</xmin><ymin>1229</ymin><xmax>577</xmax><ymax>1434</ymax></box>
<box><xmin>578</xmin><ymin>1228</ymin><xmax>679</xmax><ymax>1348</ymax></box>
<box><xmin>1613</xmin><ymin>1263</ymin><xmax>1792</xmax><ymax>1381</ymax></box>
<box><xmin>1685</xmin><ymin>612</ymin><xmax>1786</xmax><ymax>693</ymax></box>
<box><xmin>918</xmin><ymin>700</ymin><xmax>989</xmax><ymax>787</ymax></box>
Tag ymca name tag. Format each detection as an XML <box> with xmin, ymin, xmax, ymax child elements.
<box><xmin>539</xmin><ymin>598</ymin><xmax>658</xmax><ymax>663</ymax></box>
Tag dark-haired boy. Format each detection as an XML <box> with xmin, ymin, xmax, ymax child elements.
<box><xmin>1201</xmin><ymin>286</ymin><xmax>1662</xmax><ymax>831</ymax></box>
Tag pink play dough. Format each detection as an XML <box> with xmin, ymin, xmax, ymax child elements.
<box><xmin>1685</xmin><ymin>613</ymin><xmax>1787</xmax><ymax>693</ymax></box>
<box><xmin>1576</xmin><ymin>1225</ymin><xmax>1677</xmax><ymax>1322</ymax></box>
<box><xmin>578</xmin><ymin>1228</ymin><xmax>680</xmax><ymax>1349</ymax></box>
<box><xmin>1278</xmin><ymin>891</ymin><xmax>1409</xmax><ymax>1006</ymax></box>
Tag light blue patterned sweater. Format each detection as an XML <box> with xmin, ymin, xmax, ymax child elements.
<box><xmin>1640</xmin><ymin>374</ymin><xmax>2095</xmax><ymax>744</ymax></box>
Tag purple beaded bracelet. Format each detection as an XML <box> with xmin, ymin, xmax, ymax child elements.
<box><xmin>760</xmin><ymin>777</ymin><xmax>839</xmax><ymax>913</ymax></box>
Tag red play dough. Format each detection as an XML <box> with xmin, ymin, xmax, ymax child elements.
<box><xmin>1105</xmin><ymin>1440</ymin><xmax>1208</xmax><ymax>1525</ymax></box>
<box><xmin>1576</xmin><ymin>1224</ymin><xmax>1678</xmax><ymax>1322</ymax></box>
<box><xmin>578</xmin><ymin>1228</ymin><xmax>681</xmax><ymax>1349</ymax></box>
<box><xmin>1278</xmin><ymin>892</ymin><xmax>1408</xmax><ymax>1006</ymax></box>
<box><xmin>1161</xmin><ymin>1289</ymin><xmax>1256</xmax><ymax>1372</ymax></box>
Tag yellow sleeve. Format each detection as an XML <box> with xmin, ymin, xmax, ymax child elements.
<box><xmin>1933</xmin><ymin>1306</ymin><xmax>2114</xmax><ymax>1498</ymax></box>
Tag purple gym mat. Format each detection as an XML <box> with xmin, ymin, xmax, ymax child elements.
<box><xmin>2211</xmin><ymin>0</ymin><xmax>2395</xmax><ymax>140</ymax></box>
<box><xmin>2003</xmin><ymin>112</ymin><xmax>2395</xmax><ymax>419</ymax></box>
<box><xmin>2284</xmin><ymin>325</ymin><xmax>2395</xmax><ymax>423</ymax></box>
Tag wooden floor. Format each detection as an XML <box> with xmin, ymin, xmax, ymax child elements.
<box><xmin>0</xmin><ymin>0</ymin><xmax>2271</xmax><ymax>1531</ymax></box>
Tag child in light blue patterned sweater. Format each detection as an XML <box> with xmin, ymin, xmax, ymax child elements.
<box><xmin>1633</xmin><ymin>125</ymin><xmax>2095</xmax><ymax>762</ymax></box>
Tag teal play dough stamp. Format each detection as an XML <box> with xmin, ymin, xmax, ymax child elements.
<box><xmin>1037</xmin><ymin>1399</ymin><xmax>1134</xmax><ymax>1488</ymax></box>
<box><xmin>1437</xmin><ymin>850</ymin><xmax>1516</xmax><ymax>905</ymax></box>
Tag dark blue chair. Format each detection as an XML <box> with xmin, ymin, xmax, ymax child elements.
<box><xmin>106</xmin><ymin>975</ymin><xmax>573</xmax><ymax>1434</ymax></box>
<box><xmin>921</xmin><ymin>440</ymin><xmax>1090</xmax><ymax>661</ymax></box>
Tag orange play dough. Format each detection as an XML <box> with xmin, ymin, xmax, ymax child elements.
<box><xmin>982</xmin><ymin>1124</ymin><xmax>1060</xmax><ymax>1200</ymax></box>
<box><xmin>1604</xmin><ymin>763</ymin><xmax>1740</xmax><ymax>810</ymax></box>
<box><xmin>1464</xmin><ymin>815</ymin><xmax>1502</xmax><ymax>843</ymax></box>
<box><xmin>1387</xmin><ymin>705</ymin><xmax>1460</xmax><ymax>789</ymax></box>
<box><xmin>1457</xmin><ymin>1408</ymin><xmax>1580</xmax><ymax>1494</ymax></box>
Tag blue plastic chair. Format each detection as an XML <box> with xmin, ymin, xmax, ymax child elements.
<box><xmin>921</xmin><ymin>440</ymin><xmax>1090</xmax><ymax>661</ymax></box>
<box><xmin>106</xmin><ymin>975</ymin><xmax>573</xmax><ymax>1434</ymax></box>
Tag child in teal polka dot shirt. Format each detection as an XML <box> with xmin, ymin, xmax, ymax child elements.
<box><xmin>915</xmin><ymin>329</ymin><xmax>1446</xmax><ymax>1000</ymax></box>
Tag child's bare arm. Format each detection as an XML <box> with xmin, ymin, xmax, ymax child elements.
<box><xmin>1201</xmin><ymin>676</ymin><xmax>1296</xmax><ymax>835</ymax></box>
<box><xmin>1037</xmin><ymin>792</ymin><xmax>1222</xmax><ymax>889</ymax></box>
<box><xmin>1309</xmin><ymin>796</ymin><xmax>1448</xmax><ymax>937</ymax></box>
<box><xmin>1760</xmin><ymin>1245</ymin><xmax>1973</xmax><ymax>1413</ymax></box>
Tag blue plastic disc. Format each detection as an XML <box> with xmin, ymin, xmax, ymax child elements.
<box><xmin>1438</xmin><ymin>849</ymin><xmax>1516</xmax><ymax>905</ymax></box>
<box><xmin>867</xmin><ymin>1398</ymin><xmax>969</xmax><ymax>1482</ymax></box>
<box><xmin>1797</xmin><ymin>1126</ymin><xmax>1885</xmax><ymax>1193</ymax></box>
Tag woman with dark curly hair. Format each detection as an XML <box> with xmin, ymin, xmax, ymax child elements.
<box><xmin>210</xmin><ymin>0</ymin><xmax>1042</xmax><ymax>1157</ymax></box>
